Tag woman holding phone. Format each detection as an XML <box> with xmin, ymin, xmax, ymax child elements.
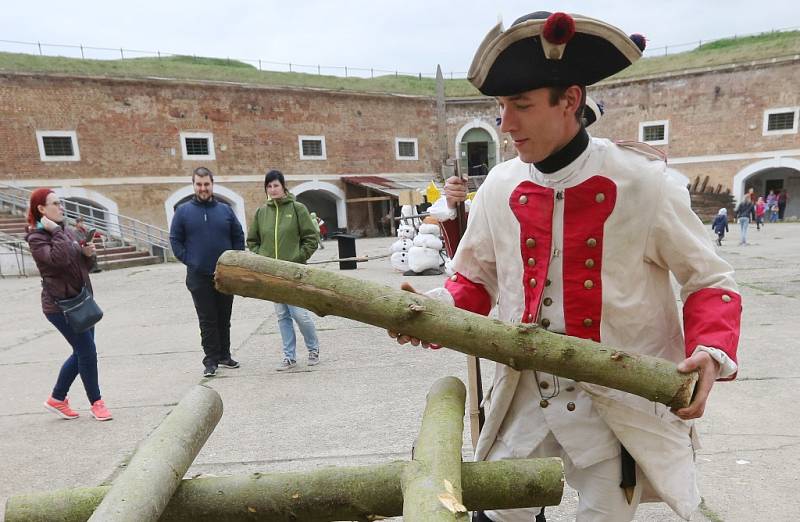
<box><xmin>25</xmin><ymin>188</ymin><xmax>112</xmax><ymax>421</ymax></box>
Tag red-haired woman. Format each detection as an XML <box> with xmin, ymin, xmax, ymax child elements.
<box><xmin>25</xmin><ymin>188</ymin><xmax>112</xmax><ymax>421</ymax></box>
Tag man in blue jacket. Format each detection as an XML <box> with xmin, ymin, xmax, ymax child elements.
<box><xmin>170</xmin><ymin>167</ymin><xmax>245</xmax><ymax>377</ymax></box>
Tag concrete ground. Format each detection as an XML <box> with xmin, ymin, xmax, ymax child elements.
<box><xmin>1</xmin><ymin>222</ymin><xmax>798</xmax><ymax>521</ymax></box>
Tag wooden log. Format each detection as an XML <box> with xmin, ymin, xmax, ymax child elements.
<box><xmin>86</xmin><ymin>385</ymin><xmax>223</xmax><ymax>522</ymax></box>
<box><xmin>215</xmin><ymin>251</ymin><xmax>697</xmax><ymax>408</ymax></box>
<box><xmin>402</xmin><ymin>377</ymin><xmax>467</xmax><ymax>521</ymax></box>
<box><xmin>4</xmin><ymin>459</ymin><xmax>564</xmax><ymax>521</ymax></box>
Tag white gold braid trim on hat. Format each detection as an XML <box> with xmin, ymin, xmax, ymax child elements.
<box><xmin>468</xmin><ymin>15</ymin><xmax>643</xmax><ymax>90</ymax></box>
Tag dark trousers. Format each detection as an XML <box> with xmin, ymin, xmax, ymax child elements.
<box><xmin>46</xmin><ymin>312</ymin><xmax>101</xmax><ymax>403</ymax></box>
<box><xmin>186</xmin><ymin>271</ymin><xmax>234</xmax><ymax>367</ymax></box>
<box><xmin>778</xmin><ymin>201</ymin><xmax>786</xmax><ymax>220</ymax></box>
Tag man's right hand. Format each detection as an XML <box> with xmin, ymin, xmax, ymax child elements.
<box><xmin>444</xmin><ymin>176</ymin><xmax>468</xmax><ymax>209</ymax></box>
<box><xmin>387</xmin><ymin>283</ymin><xmax>441</xmax><ymax>349</ymax></box>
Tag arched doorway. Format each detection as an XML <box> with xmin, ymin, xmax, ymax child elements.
<box><xmin>63</xmin><ymin>197</ymin><xmax>107</xmax><ymax>224</ymax></box>
<box><xmin>292</xmin><ymin>181</ymin><xmax>347</xmax><ymax>231</ymax></box>
<box><xmin>164</xmin><ymin>184</ymin><xmax>246</xmax><ymax>230</ymax></box>
<box><xmin>455</xmin><ymin>120</ymin><xmax>500</xmax><ymax>178</ymax></box>
<box><xmin>52</xmin><ymin>187</ymin><xmax>121</xmax><ymax>236</ymax></box>
<box><xmin>733</xmin><ymin>158</ymin><xmax>800</xmax><ymax>218</ymax></box>
<box><xmin>173</xmin><ymin>193</ymin><xmax>235</xmax><ymax>211</ymax></box>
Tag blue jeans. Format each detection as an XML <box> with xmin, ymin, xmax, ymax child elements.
<box><xmin>274</xmin><ymin>303</ymin><xmax>319</xmax><ymax>361</ymax></box>
<box><xmin>738</xmin><ymin>217</ymin><xmax>750</xmax><ymax>244</ymax></box>
<box><xmin>46</xmin><ymin>313</ymin><xmax>101</xmax><ymax>403</ymax></box>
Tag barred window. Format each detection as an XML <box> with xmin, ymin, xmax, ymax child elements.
<box><xmin>42</xmin><ymin>136</ymin><xmax>74</xmax><ymax>157</ymax></box>
<box><xmin>36</xmin><ymin>131</ymin><xmax>80</xmax><ymax>162</ymax></box>
<box><xmin>302</xmin><ymin>139</ymin><xmax>323</xmax><ymax>157</ymax></box>
<box><xmin>638</xmin><ymin>120</ymin><xmax>669</xmax><ymax>145</ymax></box>
<box><xmin>299</xmin><ymin>135</ymin><xmax>326</xmax><ymax>160</ymax></box>
<box><xmin>767</xmin><ymin>112</ymin><xmax>795</xmax><ymax>132</ymax></box>
<box><xmin>642</xmin><ymin>124</ymin><xmax>665</xmax><ymax>142</ymax></box>
<box><xmin>184</xmin><ymin>137</ymin><xmax>209</xmax><ymax>156</ymax></box>
<box><xmin>398</xmin><ymin>141</ymin><xmax>416</xmax><ymax>158</ymax></box>
<box><xmin>179</xmin><ymin>132</ymin><xmax>215</xmax><ymax>160</ymax></box>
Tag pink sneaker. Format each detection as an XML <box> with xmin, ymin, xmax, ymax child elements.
<box><xmin>44</xmin><ymin>396</ymin><xmax>79</xmax><ymax>419</ymax></box>
<box><xmin>90</xmin><ymin>399</ymin><xmax>113</xmax><ymax>421</ymax></box>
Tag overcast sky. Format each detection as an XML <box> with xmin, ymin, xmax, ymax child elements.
<box><xmin>2</xmin><ymin>0</ymin><xmax>797</xmax><ymax>77</ymax></box>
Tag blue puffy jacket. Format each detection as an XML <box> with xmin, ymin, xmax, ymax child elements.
<box><xmin>169</xmin><ymin>197</ymin><xmax>245</xmax><ymax>275</ymax></box>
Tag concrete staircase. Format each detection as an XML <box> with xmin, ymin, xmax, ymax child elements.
<box><xmin>0</xmin><ymin>211</ymin><xmax>161</xmax><ymax>271</ymax></box>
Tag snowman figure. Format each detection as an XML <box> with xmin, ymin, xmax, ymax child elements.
<box><xmin>406</xmin><ymin>218</ymin><xmax>445</xmax><ymax>275</ymax></box>
<box><xmin>390</xmin><ymin>223</ymin><xmax>415</xmax><ymax>272</ymax></box>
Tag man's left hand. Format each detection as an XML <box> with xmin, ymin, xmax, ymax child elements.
<box><xmin>672</xmin><ymin>350</ymin><xmax>721</xmax><ymax>420</ymax></box>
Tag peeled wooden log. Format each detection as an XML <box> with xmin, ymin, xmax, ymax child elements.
<box><xmin>215</xmin><ymin>251</ymin><xmax>697</xmax><ymax>408</ymax></box>
<box><xmin>87</xmin><ymin>385</ymin><xmax>223</xmax><ymax>522</ymax></box>
<box><xmin>5</xmin><ymin>458</ymin><xmax>563</xmax><ymax>521</ymax></box>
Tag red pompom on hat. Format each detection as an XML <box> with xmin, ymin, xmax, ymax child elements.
<box><xmin>542</xmin><ymin>12</ymin><xmax>576</xmax><ymax>45</ymax></box>
<box><xmin>630</xmin><ymin>33</ymin><xmax>647</xmax><ymax>51</ymax></box>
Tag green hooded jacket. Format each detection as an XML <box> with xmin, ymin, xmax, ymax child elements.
<box><xmin>247</xmin><ymin>192</ymin><xmax>319</xmax><ymax>264</ymax></box>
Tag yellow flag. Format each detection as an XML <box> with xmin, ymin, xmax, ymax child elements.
<box><xmin>426</xmin><ymin>181</ymin><xmax>441</xmax><ymax>203</ymax></box>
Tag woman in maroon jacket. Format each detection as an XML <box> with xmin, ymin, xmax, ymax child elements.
<box><xmin>25</xmin><ymin>188</ymin><xmax>112</xmax><ymax>421</ymax></box>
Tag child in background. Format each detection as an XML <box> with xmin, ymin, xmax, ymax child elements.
<box><xmin>712</xmin><ymin>208</ymin><xmax>729</xmax><ymax>246</ymax></box>
<box><xmin>755</xmin><ymin>197</ymin><xmax>766</xmax><ymax>230</ymax></box>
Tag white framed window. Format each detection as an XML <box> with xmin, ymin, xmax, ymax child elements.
<box><xmin>298</xmin><ymin>135</ymin><xmax>327</xmax><ymax>160</ymax></box>
<box><xmin>638</xmin><ymin>120</ymin><xmax>669</xmax><ymax>145</ymax></box>
<box><xmin>763</xmin><ymin>107</ymin><xmax>799</xmax><ymax>136</ymax></box>
<box><xmin>36</xmin><ymin>130</ymin><xmax>80</xmax><ymax>162</ymax></box>
<box><xmin>180</xmin><ymin>132</ymin><xmax>216</xmax><ymax>161</ymax></box>
<box><xmin>395</xmin><ymin>138</ymin><xmax>418</xmax><ymax>160</ymax></box>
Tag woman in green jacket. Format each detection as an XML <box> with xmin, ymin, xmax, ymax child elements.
<box><xmin>247</xmin><ymin>170</ymin><xmax>321</xmax><ymax>370</ymax></box>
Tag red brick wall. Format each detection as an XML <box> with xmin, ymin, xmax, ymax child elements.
<box><xmin>0</xmin><ymin>73</ymin><xmax>439</xmax><ymax>181</ymax></box>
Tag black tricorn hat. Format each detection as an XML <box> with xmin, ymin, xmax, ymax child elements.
<box><xmin>468</xmin><ymin>11</ymin><xmax>645</xmax><ymax>96</ymax></box>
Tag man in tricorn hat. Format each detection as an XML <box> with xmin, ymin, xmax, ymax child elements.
<box><xmin>392</xmin><ymin>11</ymin><xmax>741</xmax><ymax>521</ymax></box>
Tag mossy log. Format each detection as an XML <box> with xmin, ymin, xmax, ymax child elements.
<box><xmin>87</xmin><ymin>385</ymin><xmax>223</xmax><ymax>522</ymax></box>
<box><xmin>402</xmin><ymin>376</ymin><xmax>468</xmax><ymax>521</ymax></box>
<box><xmin>215</xmin><ymin>251</ymin><xmax>697</xmax><ymax>408</ymax></box>
<box><xmin>5</xmin><ymin>457</ymin><xmax>563</xmax><ymax>521</ymax></box>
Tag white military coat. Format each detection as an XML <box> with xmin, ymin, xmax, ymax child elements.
<box><xmin>440</xmin><ymin>137</ymin><xmax>742</xmax><ymax>519</ymax></box>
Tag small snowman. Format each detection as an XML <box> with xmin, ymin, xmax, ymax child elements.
<box><xmin>390</xmin><ymin>223</ymin><xmax>416</xmax><ymax>272</ymax></box>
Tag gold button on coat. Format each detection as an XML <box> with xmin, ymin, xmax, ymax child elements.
<box><xmin>527</xmin><ymin>258</ymin><xmax>536</xmax><ymax>266</ymax></box>
<box><xmin>565</xmin><ymin>386</ymin><xmax>575</xmax><ymax>392</ymax></box>
<box><xmin>539</xmin><ymin>381</ymin><xmax>550</xmax><ymax>390</ymax></box>
<box><xmin>529</xmin><ymin>278</ymin><xmax>537</xmax><ymax>288</ymax></box>
<box><xmin>595</xmin><ymin>193</ymin><xmax>605</xmax><ymax>203</ymax></box>
<box><xmin>519</xmin><ymin>195</ymin><xmax>528</xmax><ymax>204</ymax></box>
<box><xmin>527</xmin><ymin>313</ymin><xmax>533</xmax><ymax>322</ymax></box>
<box><xmin>584</xmin><ymin>280</ymin><xmax>594</xmax><ymax>289</ymax></box>
<box><xmin>567</xmin><ymin>402</ymin><xmax>576</xmax><ymax>411</ymax></box>
<box><xmin>526</xmin><ymin>238</ymin><xmax>536</xmax><ymax>248</ymax></box>
<box><xmin>540</xmin><ymin>399</ymin><xmax>549</xmax><ymax>408</ymax></box>
<box><xmin>583</xmin><ymin>318</ymin><xmax>593</xmax><ymax>327</ymax></box>
<box><xmin>585</xmin><ymin>259</ymin><xmax>595</xmax><ymax>268</ymax></box>
<box><xmin>545</xmin><ymin>279</ymin><xmax>552</xmax><ymax>287</ymax></box>
<box><xmin>450</xmin><ymin>275</ymin><xmax>458</xmax><ymax>281</ymax></box>
<box><xmin>722</xmin><ymin>294</ymin><xmax>732</xmax><ymax>302</ymax></box>
<box><xmin>586</xmin><ymin>238</ymin><xmax>597</xmax><ymax>248</ymax></box>
<box><xmin>543</xmin><ymin>297</ymin><xmax>553</xmax><ymax>306</ymax></box>
<box><xmin>541</xmin><ymin>318</ymin><xmax>551</xmax><ymax>328</ymax></box>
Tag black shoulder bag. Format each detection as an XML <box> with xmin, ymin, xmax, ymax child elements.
<box><xmin>56</xmin><ymin>286</ymin><xmax>103</xmax><ymax>333</ymax></box>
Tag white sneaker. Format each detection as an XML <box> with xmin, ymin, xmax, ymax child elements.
<box><xmin>276</xmin><ymin>358</ymin><xmax>297</xmax><ymax>371</ymax></box>
<box><xmin>308</xmin><ymin>352</ymin><xmax>320</xmax><ymax>366</ymax></box>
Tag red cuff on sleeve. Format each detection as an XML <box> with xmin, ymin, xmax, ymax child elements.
<box><xmin>683</xmin><ymin>288</ymin><xmax>742</xmax><ymax>381</ymax></box>
<box><xmin>445</xmin><ymin>273</ymin><xmax>491</xmax><ymax>316</ymax></box>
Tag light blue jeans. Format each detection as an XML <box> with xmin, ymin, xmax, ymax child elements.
<box><xmin>738</xmin><ymin>216</ymin><xmax>750</xmax><ymax>244</ymax></box>
<box><xmin>274</xmin><ymin>303</ymin><xmax>319</xmax><ymax>361</ymax></box>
